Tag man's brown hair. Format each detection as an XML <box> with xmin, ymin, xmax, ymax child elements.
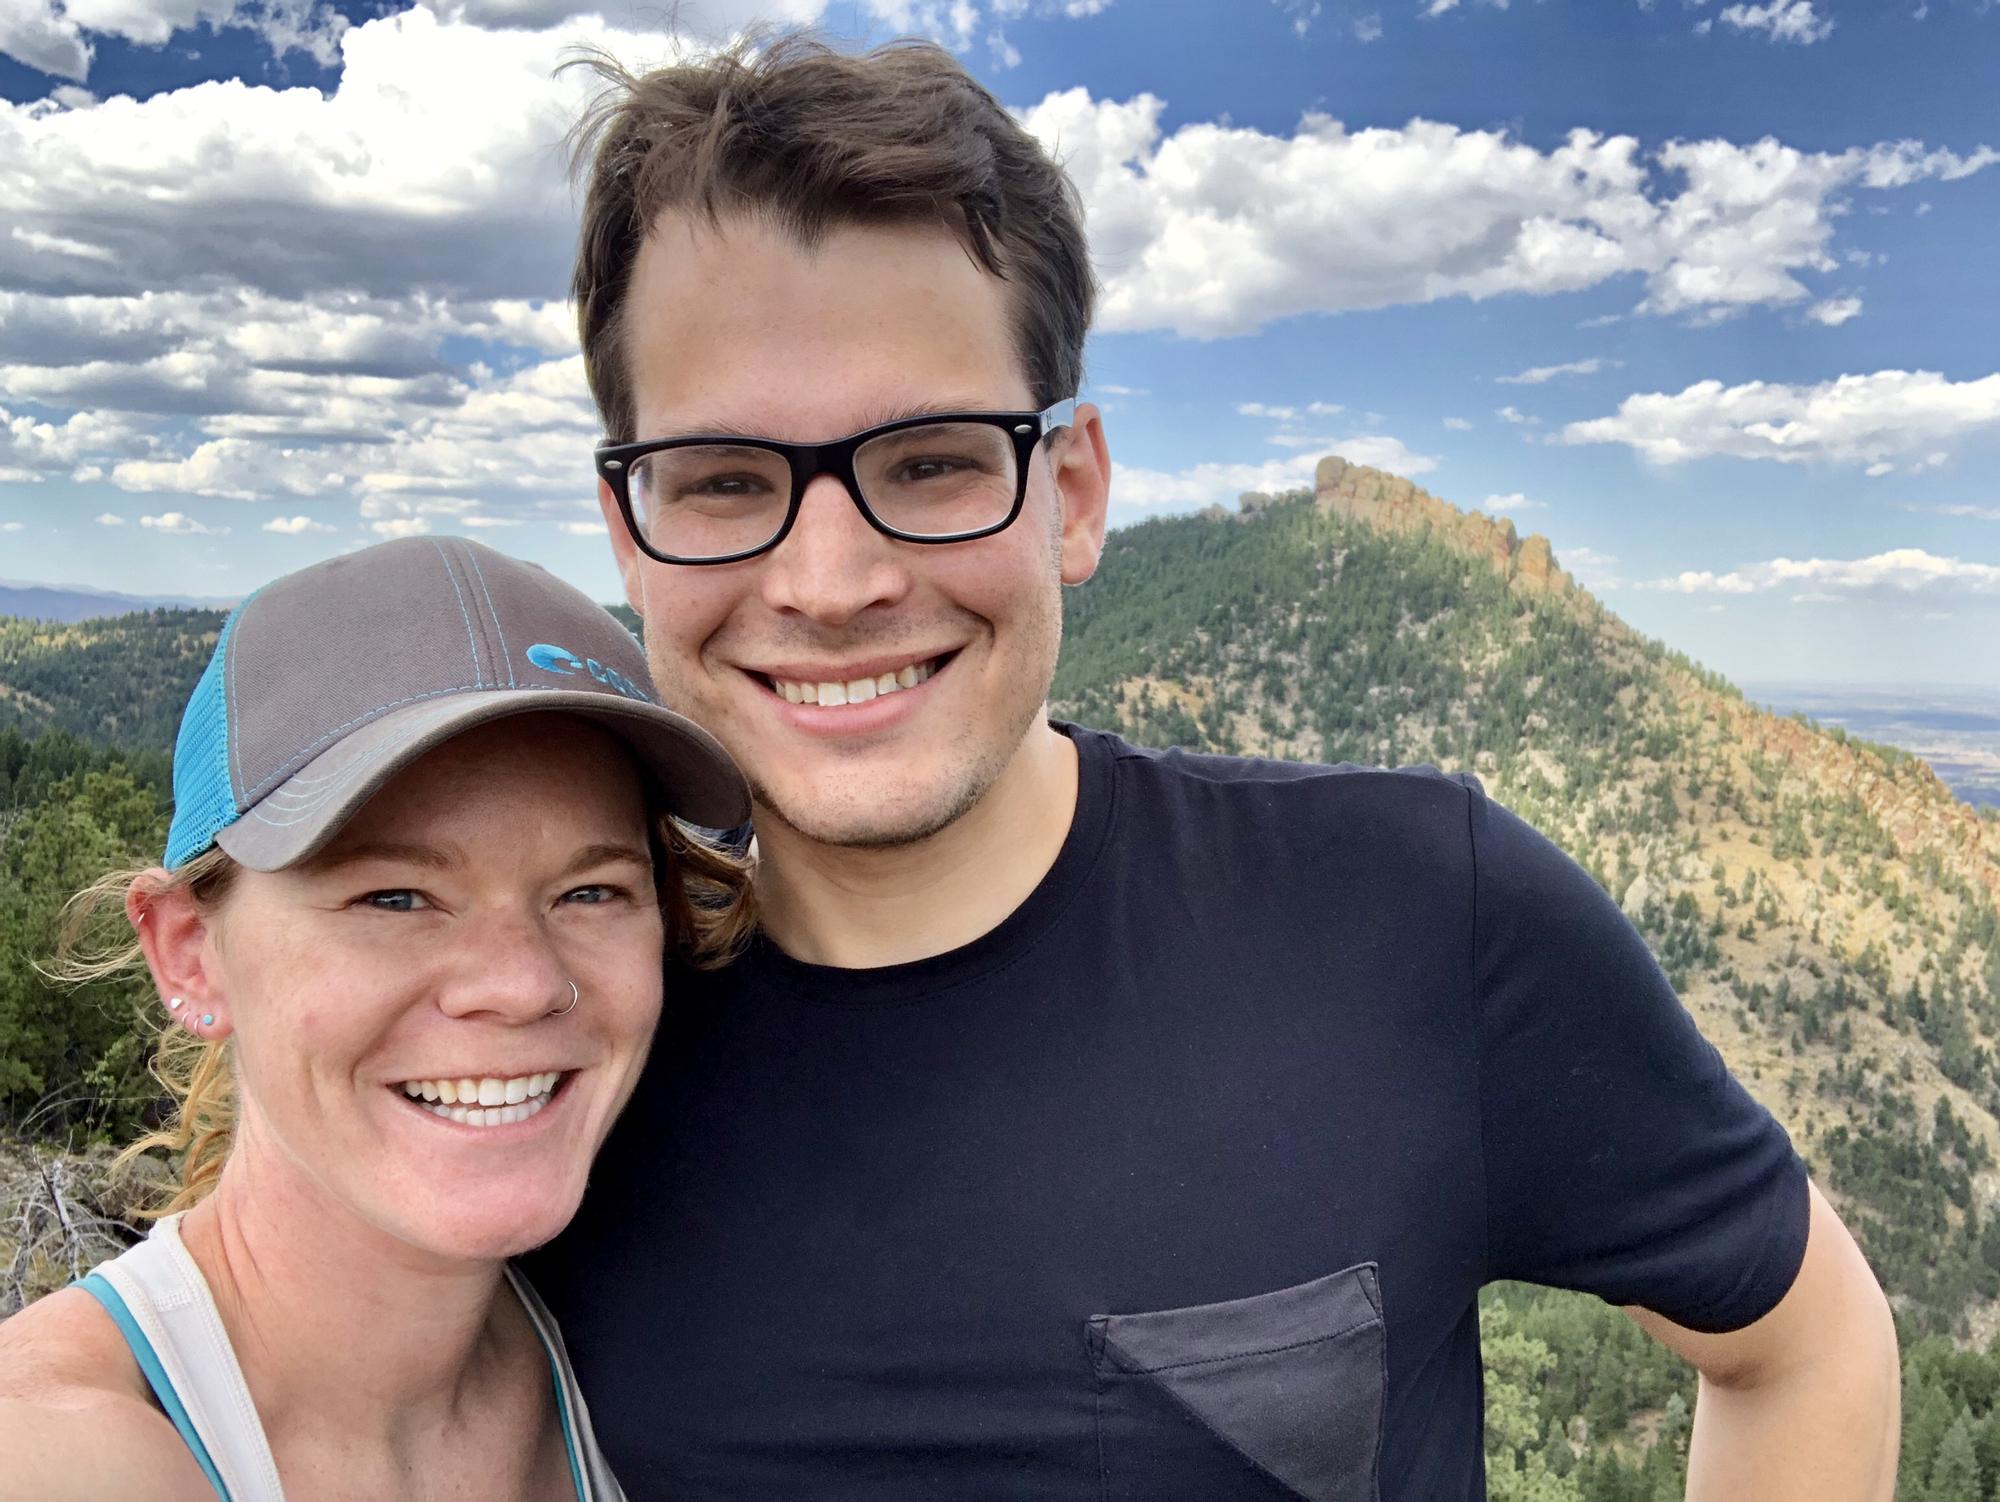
<box><xmin>567</xmin><ymin>36</ymin><xmax>1095</xmax><ymax>442</ymax></box>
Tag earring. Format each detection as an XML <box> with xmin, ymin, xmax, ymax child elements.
<box><xmin>167</xmin><ymin>997</ymin><xmax>184</xmax><ymax>1012</ymax></box>
<box><xmin>200</xmin><ymin>1013</ymin><xmax>216</xmax><ymax>1029</ymax></box>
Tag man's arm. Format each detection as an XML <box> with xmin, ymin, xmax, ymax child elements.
<box><xmin>1624</xmin><ymin>1179</ymin><xmax>1899</xmax><ymax>1501</ymax></box>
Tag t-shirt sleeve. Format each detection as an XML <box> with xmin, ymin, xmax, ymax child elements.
<box><xmin>1467</xmin><ymin>781</ymin><xmax>1810</xmax><ymax>1332</ymax></box>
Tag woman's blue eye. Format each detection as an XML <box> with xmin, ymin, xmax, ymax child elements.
<box><xmin>361</xmin><ymin>890</ymin><xmax>427</xmax><ymax>912</ymax></box>
<box><xmin>564</xmin><ymin>885</ymin><xmax>620</xmax><ymax>905</ymax></box>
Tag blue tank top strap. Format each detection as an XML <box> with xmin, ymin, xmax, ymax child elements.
<box><xmin>77</xmin><ymin>1271</ymin><xmax>233</xmax><ymax>1502</ymax></box>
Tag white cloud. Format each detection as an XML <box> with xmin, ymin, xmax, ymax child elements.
<box><xmin>94</xmin><ymin>511</ymin><xmax>124</xmax><ymax>525</ymax></box>
<box><xmin>1110</xmin><ymin>434</ymin><xmax>1435</xmax><ymax>514</ymax></box>
<box><xmin>369</xmin><ymin>517</ymin><xmax>432</xmax><ymax>538</ymax></box>
<box><xmin>140</xmin><ymin>511</ymin><xmax>227</xmax><ymax>535</ymax></box>
<box><xmin>263</xmin><ymin>515</ymin><xmax>334</xmax><ymax>534</ymax></box>
<box><xmin>1496</xmin><ymin>357</ymin><xmax>1616</xmax><ymax>384</ymax></box>
<box><xmin>1560</xmin><ymin>369</ymin><xmax>2000</xmax><ymax>468</ymax></box>
<box><xmin>1905</xmin><ymin>502</ymin><xmax>2000</xmax><ymax>522</ymax></box>
<box><xmin>1482</xmin><ymin>491</ymin><xmax>1546</xmax><ymax>511</ymax></box>
<box><xmin>0</xmin><ymin>0</ymin><xmax>347</xmax><ymax>79</ymax></box>
<box><xmin>1240</xmin><ymin>402</ymin><xmax>1298</xmax><ymax>419</ymax></box>
<box><xmin>559</xmin><ymin>519</ymin><xmax>609</xmax><ymax>535</ymax></box>
<box><xmin>1645</xmin><ymin>548</ymin><xmax>2000</xmax><ymax>596</ymax></box>
<box><xmin>0</xmin><ymin>2</ymin><xmax>92</xmax><ymax>81</ymax></box>
<box><xmin>1022</xmin><ymin>88</ymin><xmax>1995</xmax><ymax>337</ymax></box>
<box><xmin>1496</xmin><ymin>405</ymin><xmax>1537</xmax><ymax>424</ymax></box>
<box><xmin>1716</xmin><ymin>1</ymin><xmax>1834</xmax><ymax>43</ymax></box>
<box><xmin>1354</xmin><ymin>13</ymin><xmax>1383</xmax><ymax>41</ymax></box>
<box><xmin>1561</xmin><ymin>544</ymin><xmax>1626</xmax><ymax>591</ymax></box>
<box><xmin>1807</xmin><ymin>295</ymin><xmax>1863</xmax><ymax>326</ymax></box>
<box><xmin>1443</xmin><ymin>416</ymin><xmax>1474</xmax><ymax>430</ymax></box>
<box><xmin>0</xmin><ymin>521</ymin><xmax>23</xmax><ymax>533</ymax></box>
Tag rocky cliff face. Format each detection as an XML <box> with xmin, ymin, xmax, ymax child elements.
<box><xmin>1294</xmin><ymin>454</ymin><xmax>1577</xmax><ymax>600</ymax></box>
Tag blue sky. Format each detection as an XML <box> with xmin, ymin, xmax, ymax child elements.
<box><xmin>1</xmin><ymin>0</ymin><xmax>1997</xmax><ymax>688</ymax></box>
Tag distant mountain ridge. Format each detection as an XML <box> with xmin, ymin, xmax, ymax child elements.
<box><xmin>0</xmin><ymin>583</ymin><xmax>238</xmax><ymax>624</ymax></box>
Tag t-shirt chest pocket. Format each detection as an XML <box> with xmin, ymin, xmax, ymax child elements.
<box><xmin>1086</xmin><ymin>1263</ymin><xmax>1386</xmax><ymax>1502</ymax></box>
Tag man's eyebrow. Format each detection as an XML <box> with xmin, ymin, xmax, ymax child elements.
<box><xmin>562</xmin><ymin>843</ymin><xmax>654</xmax><ymax>879</ymax></box>
<box><xmin>643</xmin><ymin>399</ymin><xmax>1005</xmax><ymax>442</ymax></box>
<box><xmin>311</xmin><ymin>840</ymin><xmax>464</xmax><ymax>873</ymax></box>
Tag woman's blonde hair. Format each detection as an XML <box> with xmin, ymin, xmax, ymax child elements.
<box><xmin>52</xmin><ymin>809</ymin><xmax>753</xmax><ymax>1218</ymax></box>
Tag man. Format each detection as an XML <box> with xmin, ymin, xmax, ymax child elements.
<box><xmin>528</xmin><ymin>37</ymin><xmax>1899</xmax><ymax>1499</ymax></box>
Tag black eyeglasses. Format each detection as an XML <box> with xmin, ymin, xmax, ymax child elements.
<box><xmin>595</xmin><ymin>399</ymin><xmax>1077</xmax><ymax>566</ymax></box>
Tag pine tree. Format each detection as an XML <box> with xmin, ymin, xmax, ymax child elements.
<box><xmin>1928</xmin><ymin>1414</ymin><xmax>1979</xmax><ymax>1502</ymax></box>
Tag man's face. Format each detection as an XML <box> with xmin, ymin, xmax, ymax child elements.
<box><xmin>604</xmin><ymin>213</ymin><xmax>1108</xmax><ymax>849</ymax></box>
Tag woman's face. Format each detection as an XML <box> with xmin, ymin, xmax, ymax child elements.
<box><xmin>205</xmin><ymin>715</ymin><xmax>665</xmax><ymax>1262</ymax></box>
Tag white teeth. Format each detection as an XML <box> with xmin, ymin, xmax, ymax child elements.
<box><xmin>401</xmin><ymin>1072</ymin><xmax>561</xmax><ymax>1119</ymax></box>
<box><xmin>774</xmin><ymin>659</ymin><xmax>935</xmax><ymax>707</ymax></box>
<box><xmin>423</xmin><ymin>1093</ymin><xmax>551</xmax><ymax>1129</ymax></box>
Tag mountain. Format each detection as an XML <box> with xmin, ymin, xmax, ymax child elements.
<box><xmin>1052</xmin><ymin>455</ymin><xmax>2000</xmax><ymax>1343</ymax></box>
<box><xmin>0</xmin><ymin>583</ymin><xmax>237</xmax><ymax>624</ymax></box>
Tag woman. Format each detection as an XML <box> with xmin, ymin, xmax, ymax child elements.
<box><xmin>0</xmin><ymin>537</ymin><xmax>751</xmax><ymax>1500</ymax></box>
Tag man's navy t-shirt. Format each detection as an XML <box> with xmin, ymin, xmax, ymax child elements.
<box><xmin>529</xmin><ymin>724</ymin><xmax>1809</xmax><ymax>1500</ymax></box>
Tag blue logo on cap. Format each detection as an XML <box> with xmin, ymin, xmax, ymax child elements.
<box><xmin>525</xmin><ymin>642</ymin><xmax>654</xmax><ymax>704</ymax></box>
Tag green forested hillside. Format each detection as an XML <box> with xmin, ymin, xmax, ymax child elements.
<box><xmin>0</xmin><ymin>609</ymin><xmax>222</xmax><ymax>750</ymax></box>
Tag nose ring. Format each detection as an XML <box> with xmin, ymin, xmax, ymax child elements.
<box><xmin>551</xmin><ymin>979</ymin><xmax>580</xmax><ymax>1017</ymax></box>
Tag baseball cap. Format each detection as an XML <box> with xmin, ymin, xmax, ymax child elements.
<box><xmin>163</xmin><ymin>536</ymin><xmax>749</xmax><ymax>872</ymax></box>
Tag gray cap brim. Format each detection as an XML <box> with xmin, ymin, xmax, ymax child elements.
<box><xmin>214</xmin><ymin>689</ymin><xmax>749</xmax><ymax>872</ymax></box>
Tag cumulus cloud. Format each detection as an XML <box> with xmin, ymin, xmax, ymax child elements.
<box><xmin>262</xmin><ymin>514</ymin><xmax>334</xmax><ymax>534</ymax></box>
<box><xmin>1644</xmin><ymin>548</ymin><xmax>2000</xmax><ymax>596</ymax></box>
<box><xmin>140</xmin><ymin>511</ymin><xmax>228</xmax><ymax>534</ymax></box>
<box><xmin>1716</xmin><ymin>1</ymin><xmax>1834</xmax><ymax>43</ymax></box>
<box><xmin>0</xmin><ymin>0</ymin><xmax>348</xmax><ymax>81</ymax></box>
<box><xmin>1482</xmin><ymin>491</ymin><xmax>1546</xmax><ymax>511</ymax></box>
<box><xmin>1560</xmin><ymin>369</ymin><xmax>2000</xmax><ymax>468</ymax></box>
<box><xmin>1496</xmin><ymin>357</ymin><xmax>1616</xmax><ymax>384</ymax></box>
<box><xmin>1023</xmin><ymin>87</ymin><xmax>1996</xmax><ymax>336</ymax></box>
<box><xmin>1807</xmin><ymin>295</ymin><xmax>1863</xmax><ymax>326</ymax></box>
<box><xmin>94</xmin><ymin>511</ymin><xmax>123</xmax><ymax>525</ymax></box>
<box><xmin>1111</xmin><ymin>435</ymin><xmax>1434</xmax><ymax>514</ymax></box>
<box><xmin>1443</xmin><ymin>416</ymin><xmax>1474</xmax><ymax>430</ymax></box>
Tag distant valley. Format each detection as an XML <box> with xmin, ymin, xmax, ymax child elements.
<box><xmin>1744</xmin><ymin>683</ymin><xmax>2000</xmax><ymax>811</ymax></box>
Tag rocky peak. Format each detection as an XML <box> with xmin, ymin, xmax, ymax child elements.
<box><xmin>1293</xmin><ymin>455</ymin><xmax>1578</xmax><ymax>601</ymax></box>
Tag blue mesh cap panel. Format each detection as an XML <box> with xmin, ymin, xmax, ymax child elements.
<box><xmin>163</xmin><ymin>602</ymin><xmax>250</xmax><ymax>869</ymax></box>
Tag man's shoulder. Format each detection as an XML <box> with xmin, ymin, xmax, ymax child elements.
<box><xmin>1070</xmin><ymin>722</ymin><xmax>1485</xmax><ymax>817</ymax></box>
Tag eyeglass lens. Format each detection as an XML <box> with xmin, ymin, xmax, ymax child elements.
<box><xmin>628</xmin><ymin>421</ymin><xmax>1020</xmax><ymax>561</ymax></box>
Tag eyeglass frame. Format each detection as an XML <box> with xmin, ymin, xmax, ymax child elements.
<box><xmin>594</xmin><ymin>398</ymin><xmax>1079</xmax><ymax>567</ymax></box>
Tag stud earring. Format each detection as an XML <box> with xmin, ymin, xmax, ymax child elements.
<box><xmin>167</xmin><ymin>997</ymin><xmax>184</xmax><ymax>1012</ymax></box>
<box><xmin>200</xmin><ymin>1013</ymin><xmax>216</xmax><ymax>1028</ymax></box>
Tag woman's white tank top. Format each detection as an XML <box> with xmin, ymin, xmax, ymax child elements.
<box><xmin>78</xmin><ymin>1214</ymin><xmax>626</xmax><ymax>1502</ymax></box>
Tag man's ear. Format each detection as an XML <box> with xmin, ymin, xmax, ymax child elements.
<box><xmin>128</xmin><ymin>871</ymin><xmax>234</xmax><ymax>1042</ymax></box>
<box><xmin>600</xmin><ymin>479</ymin><xmax>647</xmax><ymax>614</ymax></box>
<box><xmin>1054</xmin><ymin>401</ymin><xmax>1111</xmax><ymax>586</ymax></box>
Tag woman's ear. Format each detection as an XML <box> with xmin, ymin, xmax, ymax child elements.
<box><xmin>129</xmin><ymin>872</ymin><xmax>234</xmax><ymax>1041</ymax></box>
